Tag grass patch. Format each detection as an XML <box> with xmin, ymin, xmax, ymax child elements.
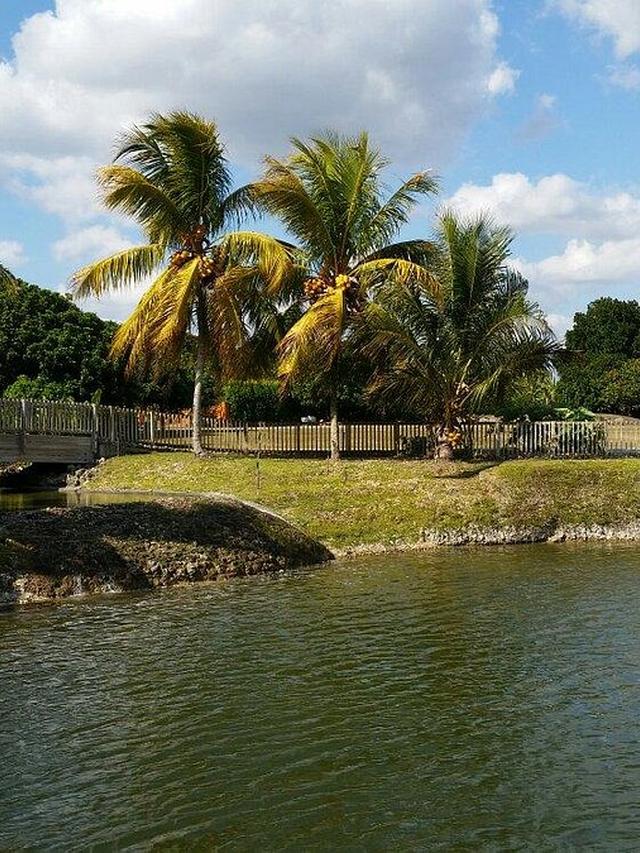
<box><xmin>86</xmin><ymin>454</ymin><xmax>640</xmax><ymax>549</ymax></box>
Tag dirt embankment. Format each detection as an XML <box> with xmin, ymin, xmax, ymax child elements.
<box><xmin>0</xmin><ymin>496</ymin><xmax>333</xmax><ymax>605</ymax></box>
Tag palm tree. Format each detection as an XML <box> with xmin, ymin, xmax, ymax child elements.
<box><xmin>0</xmin><ymin>265</ymin><xmax>18</xmax><ymax>294</ymax></box>
<box><xmin>71</xmin><ymin>112</ymin><xmax>292</xmax><ymax>454</ymax></box>
<box><xmin>251</xmin><ymin>132</ymin><xmax>438</xmax><ymax>459</ymax></box>
<box><xmin>362</xmin><ymin>212</ymin><xmax>558</xmax><ymax>459</ymax></box>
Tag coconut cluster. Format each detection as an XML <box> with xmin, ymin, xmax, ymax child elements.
<box><xmin>170</xmin><ymin>249</ymin><xmax>195</xmax><ymax>269</ymax></box>
<box><xmin>170</xmin><ymin>225</ymin><xmax>210</xmax><ymax>270</ymax></box>
<box><xmin>199</xmin><ymin>256</ymin><xmax>217</xmax><ymax>284</ymax></box>
<box><xmin>303</xmin><ymin>273</ymin><xmax>358</xmax><ymax>303</ymax></box>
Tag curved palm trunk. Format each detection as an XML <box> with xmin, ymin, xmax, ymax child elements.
<box><xmin>192</xmin><ymin>293</ymin><xmax>207</xmax><ymax>456</ymax></box>
<box><xmin>329</xmin><ymin>391</ymin><xmax>340</xmax><ymax>461</ymax></box>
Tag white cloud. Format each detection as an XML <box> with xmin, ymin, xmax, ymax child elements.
<box><xmin>607</xmin><ymin>63</ymin><xmax>640</xmax><ymax>90</ymax></box>
<box><xmin>446</xmin><ymin>172</ymin><xmax>640</xmax><ymax>240</ymax></box>
<box><xmin>0</xmin><ymin>0</ymin><xmax>513</xmax><ymax>224</ymax></box>
<box><xmin>554</xmin><ymin>1</ymin><xmax>640</xmax><ymax>59</ymax></box>
<box><xmin>52</xmin><ymin>225</ymin><xmax>133</xmax><ymax>263</ymax></box>
<box><xmin>546</xmin><ymin>313</ymin><xmax>572</xmax><ymax>339</ymax></box>
<box><xmin>486</xmin><ymin>62</ymin><xmax>520</xmax><ymax>95</ymax></box>
<box><xmin>448</xmin><ymin>170</ymin><xmax>640</xmax><ymax>318</ymax></box>
<box><xmin>0</xmin><ymin>240</ymin><xmax>26</xmax><ymax>267</ymax></box>
<box><xmin>519</xmin><ymin>237</ymin><xmax>640</xmax><ymax>285</ymax></box>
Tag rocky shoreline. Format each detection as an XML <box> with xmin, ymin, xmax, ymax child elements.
<box><xmin>334</xmin><ymin>520</ymin><xmax>640</xmax><ymax>557</ymax></box>
<box><xmin>0</xmin><ymin>495</ymin><xmax>333</xmax><ymax>605</ymax></box>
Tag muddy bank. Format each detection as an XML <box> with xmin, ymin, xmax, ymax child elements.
<box><xmin>0</xmin><ymin>496</ymin><xmax>333</xmax><ymax>605</ymax></box>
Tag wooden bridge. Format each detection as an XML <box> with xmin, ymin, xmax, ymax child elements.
<box><xmin>2</xmin><ymin>398</ymin><xmax>640</xmax><ymax>465</ymax></box>
<box><xmin>0</xmin><ymin>400</ymin><xmax>149</xmax><ymax>465</ymax></box>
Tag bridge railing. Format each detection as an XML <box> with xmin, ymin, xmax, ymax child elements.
<box><xmin>1</xmin><ymin>398</ymin><xmax>639</xmax><ymax>459</ymax></box>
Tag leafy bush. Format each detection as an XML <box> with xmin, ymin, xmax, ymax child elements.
<box><xmin>3</xmin><ymin>375</ymin><xmax>77</xmax><ymax>401</ymax></box>
<box><xmin>223</xmin><ymin>380</ymin><xmax>289</xmax><ymax>422</ymax></box>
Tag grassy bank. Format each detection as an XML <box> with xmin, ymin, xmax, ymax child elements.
<box><xmin>85</xmin><ymin>454</ymin><xmax>640</xmax><ymax>550</ymax></box>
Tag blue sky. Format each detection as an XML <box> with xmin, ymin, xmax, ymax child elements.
<box><xmin>1</xmin><ymin>0</ymin><xmax>639</xmax><ymax>337</ymax></box>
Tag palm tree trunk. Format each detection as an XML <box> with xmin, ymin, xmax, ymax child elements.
<box><xmin>329</xmin><ymin>391</ymin><xmax>340</xmax><ymax>461</ymax></box>
<box><xmin>435</xmin><ymin>426</ymin><xmax>454</xmax><ymax>460</ymax></box>
<box><xmin>192</xmin><ymin>296</ymin><xmax>206</xmax><ymax>456</ymax></box>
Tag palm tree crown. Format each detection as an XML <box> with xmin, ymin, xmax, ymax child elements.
<box><xmin>252</xmin><ymin>131</ymin><xmax>438</xmax><ymax>457</ymax></box>
<box><xmin>70</xmin><ymin>111</ymin><xmax>291</xmax><ymax>453</ymax></box>
<box><xmin>363</xmin><ymin>212</ymin><xmax>558</xmax><ymax>458</ymax></box>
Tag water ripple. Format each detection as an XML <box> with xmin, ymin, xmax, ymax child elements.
<box><xmin>2</xmin><ymin>543</ymin><xmax>640</xmax><ymax>850</ymax></box>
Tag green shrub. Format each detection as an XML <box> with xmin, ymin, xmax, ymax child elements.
<box><xmin>223</xmin><ymin>380</ymin><xmax>289</xmax><ymax>422</ymax></box>
<box><xmin>3</xmin><ymin>375</ymin><xmax>77</xmax><ymax>401</ymax></box>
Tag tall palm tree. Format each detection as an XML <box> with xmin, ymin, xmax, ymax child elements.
<box><xmin>363</xmin><ymin>212</ymin><xmax>558</xmax><ymax>459</ymax></box>
<box><xmin>71</xmin><ymin>112</ymin><xmax>292</xmax><ymax>454</ymax></box>
<box><xmin>252</xmin><ymin>132</ymin><xmax>438</xmax><ymax>459</ymax></box>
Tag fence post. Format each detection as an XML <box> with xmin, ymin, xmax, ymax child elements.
<box><xmin>344</xmin><ymin>422</ymin><xmax>351</xmax><ymax>455</ymax></box>
<box><xmin>149</xmin><ymin>410</ymin><xmax>156</xmax><ymax>446</ymax></box>
<box><xmin>91</xmin><ymin>403</ymin><xmax>99</xmax><ymax>456</ymax></box>
<box><xmin>18</xmin><ymin>398</ymin><xmax>27</xmax><ymax>456</ymax></box>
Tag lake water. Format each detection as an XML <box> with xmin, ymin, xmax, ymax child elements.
<box><xmin>2</xmin><ymin>542</ymin><xmax>640</xmax><ymax>849</ymax></box>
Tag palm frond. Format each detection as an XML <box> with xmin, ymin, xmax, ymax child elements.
<box><xmin>110</xmin><ymin>259</ymin><xmax>200</xmax><ymax>377</ymax></box>
<box><xmin>0</xmin><ymin>264</ymin><xmax>19</xmax><ymax>295</ymax></box>
<box><xmin>252</xmin><ymin>157</ymin><xmax>337</xmax><ymax>264</ymax></box>
<box><xmin>220</xmin><ymin>230</ymin><xmax>297</xmax><ymax>294</ymax></box>
<box><xmin>355</xmin><ymin>257</ymin><xmax>441</xmax><ymax>301</ymax></box>
<box><xmin>278</xmin><ymin>287</ymin><xmax>346</xmax><ymax>386</ymax></box>
<box><xmin>99</xmin><ymin>165</ymin><xmax>186</xmax><ymax>244</ymax></box>
<box><xmin>363</xmin><ymin>171</ymin><xmax>439</xmax><ymax>251</ymax></box>
<box><xmin>70</xmin><ymin>244</ymin><xmax>165</xmax><ymax>298</ymax></box>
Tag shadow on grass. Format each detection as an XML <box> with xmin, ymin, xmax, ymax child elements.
<box><xmin>431</xmin><ymin>461</ymin><xmax>504</xmax><ymax>480</ymax></box>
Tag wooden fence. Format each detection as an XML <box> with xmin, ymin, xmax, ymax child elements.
<box><xmin>1</xmin><ymin>398</ymin><xmax>639</xmax><ymax>459</ymax></box>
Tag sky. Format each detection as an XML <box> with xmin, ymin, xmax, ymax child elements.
<box><xmin>0</xmin><ymin>0</ymin><xmax>639</xmax><ymax>339</ymax></box>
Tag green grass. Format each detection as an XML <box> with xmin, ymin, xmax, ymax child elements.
<box><xmin>86</xmin><ymin>454</ymin><xmax>640</xmax><ymax>550</ymax></box>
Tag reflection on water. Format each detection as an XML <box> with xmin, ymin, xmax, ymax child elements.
<box><xmin>2</xmin><ymin>544</ymin><xmax>640</xmax><ymax>849</ymax></box>
<box><xmin>0</xmin><ymin>489</ymin><xmax>170</xmax><ymax>511</ymax></box>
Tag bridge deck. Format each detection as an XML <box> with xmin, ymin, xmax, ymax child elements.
<box><xmin>0</xmin><ymin>434</ymin><xmax>94</xmax><ymax>465</ymax></box>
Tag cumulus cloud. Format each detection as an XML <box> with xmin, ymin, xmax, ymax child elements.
<box><xmin>0</xmin><ymin>0</ymin><xmax>513</xmax><ymax>223</ymax></box>
<box><xmin>519</xmin><ymin>237</ymin><xmax>640</xmax><ymax>285</ymax></box>
<box><xmin>448</xmin><ymin>170</ymin><xmax>640</xmax><ymax>315</ymax></box>
<box><xmin>52</xmin><ymin>225</ymin><xmax>133</xmax><ymax>262</ymax></box>
<box><xmin>446</xmin><ymin>171</ymin><xmax>640</xmax><ymax>240</ymax></box>
<box><xmin>554</xmin><ymin>0</ymin><xmax>640</xmax><ymax>59</ymax></box>
<box><xmin>0</xmin><ymin>240</ymin><xmax>26</xmax><ymax>267</ymax></box>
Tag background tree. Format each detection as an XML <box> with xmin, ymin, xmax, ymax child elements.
<box><xmin>565</xmin><ymin>298</ymin><xmax>640</xmax><ymax>357</ymax></box>
<box><xmin>0</xmin><ymin>275</ymin><xmax>198</xmax><ymax>406</ymax></box>
<box><xmin>71</xmin><ymin>111</ymin><xmax>292</xmax><ymax>454</ymax></box>
<box><xmin>252</xmin><ymin>131</ymin><xmax>438</xmax><ymax>459</ymax></box>
<box><xmin>557</xmin><ymin>297</ymin><xmax>640</xmax><ymax>415</ymax></box>
<box><xmin>363</xmin><ymin>213</ymin><xmax>558</xmax><ymax>458</ymax></box>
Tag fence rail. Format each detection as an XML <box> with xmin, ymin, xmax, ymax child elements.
<box><xmin>1</xmin><ymin>398</ymin><xmax>639</xmax><ymax>459</ymax></box>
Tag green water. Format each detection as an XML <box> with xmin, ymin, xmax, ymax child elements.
<box><xmin>2</xmin><ymin>544</ymin><xmax>640</xmax><ymax>850</ymax></box>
